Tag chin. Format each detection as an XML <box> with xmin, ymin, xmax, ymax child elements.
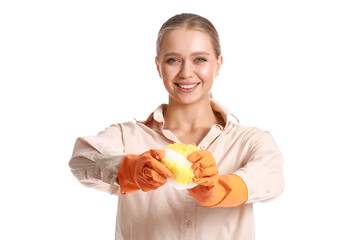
<box><xmin>171</xmin><ymin>94</ymin><xmax>209</xmax><ymax>106</ymax></box>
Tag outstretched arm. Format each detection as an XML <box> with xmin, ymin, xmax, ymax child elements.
<box><xmin>188</xmin><ymin>131</ymin><xmax>284</xmax><ymax>207</ymax></box>
<box><xmin>69</xmin><ymin>124</ymin><xmax>125</xmax><ymax>195</ymax></box>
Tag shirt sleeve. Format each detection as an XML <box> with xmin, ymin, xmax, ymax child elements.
<box><xmin>68</xmin><ymin>124</ymin><xmax>126</xmax><ymax>195</ymax></box>
<box><xmin>234</xmin><ymin>131</ymin><xmax>285</xmax><ymax>203</ymax></box>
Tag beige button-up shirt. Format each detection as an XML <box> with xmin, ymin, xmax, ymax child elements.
<box><xmin>69</xmin><ymin>99</ymin><xmax>284</xmax><ymax>240</ymax></box>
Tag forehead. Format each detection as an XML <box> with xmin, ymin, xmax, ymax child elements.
<box><xmin>160</xmin><ymin>28</ymin><xmax>214</xmax><ymax>56</ymax></box>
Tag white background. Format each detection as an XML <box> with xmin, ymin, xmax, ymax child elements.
<box><xmin>1</xmin><ymin>0</ymin><xmax>359</xmax><ymax>239</ymax></box>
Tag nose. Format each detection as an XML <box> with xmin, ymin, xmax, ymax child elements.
<box><xmin>178</xmin><ymin>60</ymin><xmax>193</xmax><ymax>79</ymax></box>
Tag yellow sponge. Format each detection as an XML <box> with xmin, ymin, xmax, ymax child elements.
<box><xmin>164</xmin><ymin>143</ymin><xmax>199</xmax><ymax>158</ymax></box>
<box><xmin>161</xmin><ymin>143</ymin><xmax>199</xmax><ymax>189</ymax></box>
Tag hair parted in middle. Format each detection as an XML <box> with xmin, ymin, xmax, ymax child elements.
<box><xmin>156</xmin><ymin>13</ymin><xmax>221</xmax><ymax>59</ymax></box>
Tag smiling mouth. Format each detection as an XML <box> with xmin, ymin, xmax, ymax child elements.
<box><xmin>175</xmin><ymin>83</ymin><xmax>200</xmax><ymax>89</ymax></box>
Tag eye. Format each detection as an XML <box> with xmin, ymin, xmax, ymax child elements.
<box><xmin>195</xmin><ymin>57</ymin><xmax>207</xmax><ymax>63</ymax></box>
<box><xmin>166</xmin><ymin>58</ymin><xmax>179</xmax><ymax>63</ymax></box>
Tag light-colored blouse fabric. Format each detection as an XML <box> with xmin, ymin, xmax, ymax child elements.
<box><xmin>69</xmin><ymin>99</ymin><xmax>284</xmax><ymax>240</ymax></box>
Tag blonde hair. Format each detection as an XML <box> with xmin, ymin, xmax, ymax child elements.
<box><xmin>156</xmin><ymin>13</ymin><xmax>221</xmax><ymax>58</ymax></box>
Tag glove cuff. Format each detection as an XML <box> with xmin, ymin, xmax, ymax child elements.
<box><xmin>189</xmin><ymin>174</ymin><xmax>248</xmax><ymax>208</ymax></box>
<box><xmin>118</xmin><ymin>154</ymin><xmax>141</xmax><ymax>195</ymax></box>
<box><xmin>211</xmin><ymin>174</ymin><xmax>248</xmax><ymax>207</ymax></box>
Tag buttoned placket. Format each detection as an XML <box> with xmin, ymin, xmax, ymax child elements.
<box><xmin>197</xmin><ymin>124</ymin><xmax>224</xmax><ymax>151</ymax></box>
<box><xmin>153</xmin><ymin>123</ymin><xmax>224</xmax><ymax>240</ymax></box>
<box><xmin>178</xmin><ymin>125</ymin><xmax>223</xmax><ymax>240</ymax></box>
<box><xmin>182</xmin><ymin>190</ymin><xmax>196</xmax><ymax>239</ymax></box>
<box><xmin>153</xmin><ymin>108</ymin><xmax>226</xmax><ymax>240</ymax></box>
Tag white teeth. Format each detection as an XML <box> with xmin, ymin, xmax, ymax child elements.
<box><xmin>178</xmin><ymin>83</ymin><xmax>198</xmax><ymax>89</ymax></box>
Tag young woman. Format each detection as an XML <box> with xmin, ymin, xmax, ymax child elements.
<box><xmin>69</xmin><ymin>13</ymin><xmax>284</xmax><ymax>240</ymax></box>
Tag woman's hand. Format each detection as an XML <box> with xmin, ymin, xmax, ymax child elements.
<box><xmin>118</xmin><ymin>149</ymin><xmax>172</xmax><ymax>195</ymax></box>
<box><xmin>189</xmin><ymin>150</ymin><xmax>219</xmax><ymax>186</ymax></box>
<box><xmin>187</xmin><ymin>150</ymin><xmax>220</xmax><ymax>205</ymax></box>
<box><xmin>134</xmin><ymin>150</ymin><xmax>173</xmax><ymax>192</ymax></box>
<box><xmin>187</xmin><ymin>150</ymin><xmax>248</xmax><ymax>208</ymax></box>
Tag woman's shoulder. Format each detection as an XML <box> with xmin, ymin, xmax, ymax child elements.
<box><xmin>226</xmin><ymin>122</ymin><xmax>272</xmax><ymax>142</ymax></box>
<box><xmin>112</xmin><ymin>118</ymin><xmax>158</xmax><ymax>137</ymax></box>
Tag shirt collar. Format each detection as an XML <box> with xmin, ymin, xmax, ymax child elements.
<box><xmin>137</xmin><ymin>99</ymin><xmax>239</xmax><ymax>128</ymax></box>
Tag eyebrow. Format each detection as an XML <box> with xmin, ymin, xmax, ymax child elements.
<box><xmin>163</xmin><ymin>51</ymin><xmax>210</xmax><ymax>58</ymax></box>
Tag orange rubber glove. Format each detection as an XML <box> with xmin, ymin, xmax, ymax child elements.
<box><xmin>187</xmin><ymin>150</ymin><xmax>248</xmax><ymax>208</ymax></box>
<box><xmin>118</xmin><ymin>149</ymin><xmax>173</xmax><ymax>195</ymax></box>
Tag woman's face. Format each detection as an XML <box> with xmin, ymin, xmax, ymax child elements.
<box><xmin>156</xmin><ymin>28</ymin><xmax>223</xmax><ymax>105</ymax></box>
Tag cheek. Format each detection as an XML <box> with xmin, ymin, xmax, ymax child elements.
<box><xmin>196</xmin><ymin>64</ymin><xmax>217</xmax><ymax>79</ymax></box>
<box><xmin>161</xmin><ymin>65</ymin><xmax>178</xmax><ymax>80</ymax></box>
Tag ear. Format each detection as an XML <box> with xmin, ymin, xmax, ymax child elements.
<box><xmin>215</xmin><ymin>55</ymin><xmax>223</xmax><ymax>77</ymax></box>
<box><xmin>155</xmin><ymin>57</ymin><xmax>162</xmax><ymax>78</ymax></box>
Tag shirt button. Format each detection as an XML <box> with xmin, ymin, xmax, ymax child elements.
<box><xmin>266</xmin><ymin>189</ymin><xmax>270</xmax><ymax>194</ymax></box>
<box><xmin>199</xmin><ymin>145</ymin><xmax>205</xmax><ymax>150</ymax></box>
<box><xmin>187</xmin><ymin>191</ymin><xmax>192</xmax><ymax>197</ymax></box>
<box><xmin>186</xmin><ymin>220</ymin><xmax>193</xmax><ymax>228</ymax></box>
<box><xmin>216</xmin><ymin>125</ymin><xmax>223</xmax><ymax>130</ymax></box>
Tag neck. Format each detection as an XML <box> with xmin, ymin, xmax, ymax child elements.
<box><xmin>164</xmin><ymin>96</ymin><xmax>219</xmax><ymax>131</ymax></box>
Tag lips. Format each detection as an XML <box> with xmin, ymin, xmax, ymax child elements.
<box><xmin>177</xmin><ymin>83</ymin><xmax>198</xmax><ymax>89</ymax></box>
<box><xmin>175</xmin><ymin>82</ymin><xmax>200</xmax><ymax>92</ymax></box>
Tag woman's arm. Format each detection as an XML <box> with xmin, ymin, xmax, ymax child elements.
<box><xmin>69</xmin><ymin>124</ymin><xmax>125</xmax><ymax>195</ymax></box>
<box><xmin>235</xmin><ymin>131</ymin><xmax>285</xmax><ymax>203</ymax></box>
<box><xmin>188</xmin><ymin>130</ymin><xmax>284</xmax><ymax>207</ymax></box>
